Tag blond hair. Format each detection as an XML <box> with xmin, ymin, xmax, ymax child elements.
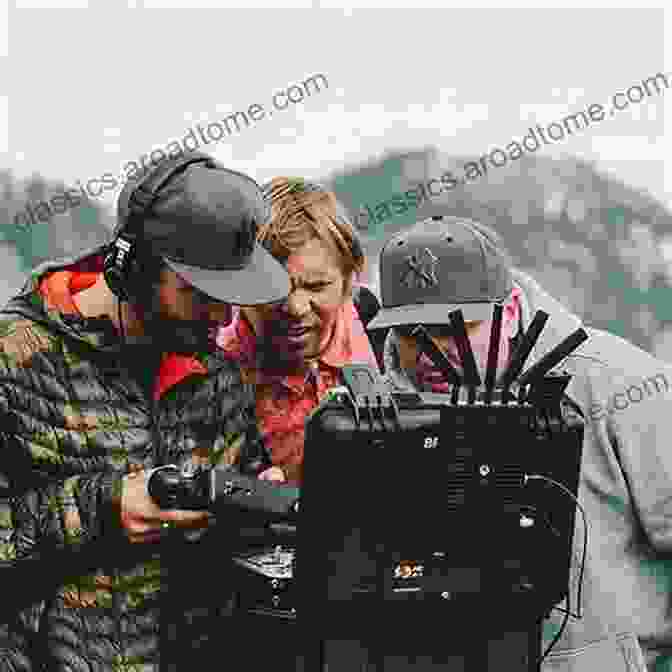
<box><xmin>258</xmin><ymin>177</ymin><xmax>364</xmax><ymax>278</ymax></box>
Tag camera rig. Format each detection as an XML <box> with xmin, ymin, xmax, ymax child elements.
<box><xmin>147</xmin><ymin>461</ymin><xmax>300</xmax><ymax>522</ymax></box>
<box><xmin>148</xmin><ymin>306</ymin><xmax>589</xmax><ymax>672</ymax></box>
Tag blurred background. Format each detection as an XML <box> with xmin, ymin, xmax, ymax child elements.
<box><xmin>2</xmin><ymin>4</ymin><xmax>671</xmax><ymax>358</ymax></box>
<box><xmin>326</xmin><ymin>147</ymin><xmax>672</xmax><ymax>356</ymax></box>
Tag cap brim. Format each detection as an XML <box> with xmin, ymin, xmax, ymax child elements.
<box><xmin>367</xmin><ymin>303</ymin><xmax>495</xmax><ymax>330</ymax></box>
<box><xmin>163</xmin><ymin>243</ymin><xmax>290</xmax><ymax>305</ymax></box>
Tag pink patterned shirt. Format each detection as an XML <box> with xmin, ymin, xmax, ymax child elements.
<box><xmin>216</xmin><ymin>300</ymin><xmax>378</xmax><ymax>485</ymax></box>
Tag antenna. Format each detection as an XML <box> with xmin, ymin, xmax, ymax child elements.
<box><xmin>448</xmin><ymin>310</ymin><xmax>481</xmax><ymax>387</ymax></box>
<box><xmin>411</xmin><ymin>325</ymin><xmax>462</xmax><ymax>387</ymax></box>
<box><xmin>517</xmin><ymin>328</ymin><xmax>588</xmax><ymax>388</ymax></box>
<box><xmin>449</xmin><ymin>310</ymin><xmax>481</xmax><ymax>404</ymax></box>
<box><xmin>409</xmin><ymin>307</ymin><xmax>583</xmax><ymax>406</ymax></box>
<box><xmin>484</xmin><ymin>304</ymin><xmax>503</xmax><ymax>403</ymax></box>
<box><xmin>497</xmin><ymin>310</ymin><xmax>549</xmax><ymax>390</ymax></box>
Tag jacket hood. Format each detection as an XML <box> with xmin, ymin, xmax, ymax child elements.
<box><xmin>384</xmin><ymin>267</ymin><xmax>587</xmax><ymax>392</ymax></box>
<box><xmin>0</xmin><ymin>243</ymin><xmax>126</xmax><ymax>353</ymax></box>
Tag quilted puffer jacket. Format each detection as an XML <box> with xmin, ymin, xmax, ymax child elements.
<box><xmin>0</xmin><ymin>248</ymin><xmax>271</xmax><ymax>672</ymax></box>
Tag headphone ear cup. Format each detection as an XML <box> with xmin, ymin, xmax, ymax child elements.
<box><xmin>103</xmin><ymin>235</ymin><xmax>135</xmax><ymax>302</ymax></box>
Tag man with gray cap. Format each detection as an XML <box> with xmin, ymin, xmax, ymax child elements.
<box><xmin>0</xmin><ymin>151</ymin><xmax>290</xmax><ymax>671</ymax></box>
<box><xmin>367</xmin><ymin>214</ymin><xmax>672</xmax><ymax>671</ymax></box>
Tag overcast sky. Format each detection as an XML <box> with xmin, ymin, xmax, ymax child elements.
<box><xmin>1</xmin><ymin>3</ymin><xmax>671</xmax><ymax>216</ymax></box>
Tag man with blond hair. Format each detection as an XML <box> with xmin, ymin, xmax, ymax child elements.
<box><xmin>218</xmin><ymin>176</ymin><xmax>378</xmax><ymax>486</ymax></box>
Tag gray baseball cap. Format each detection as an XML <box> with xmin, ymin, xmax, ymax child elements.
<box><xmin>119</xmin><ymin>159</ymin><xmax>290</xmax><ymax>305</ymax></box>
<box><xmin>367</xmin><ymin>216</ymin><xmax>513</xmax><ymax>330</ymax></box>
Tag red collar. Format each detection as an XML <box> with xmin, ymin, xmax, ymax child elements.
<box><xmin>152</xmin><ymin>354</ymin><xmax>207</xmax><ymax>401</ymax></box>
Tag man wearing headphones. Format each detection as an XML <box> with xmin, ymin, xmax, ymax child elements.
<box><xmin>0</xmin><ymin>151</ymin><xmax>290</xmax><ymax>671</ymax></box>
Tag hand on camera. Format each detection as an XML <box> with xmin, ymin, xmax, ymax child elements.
<box><xmin>120</xmin><ymin>469</ymin><xmax>212</xmax><ymax>544</ymax></box>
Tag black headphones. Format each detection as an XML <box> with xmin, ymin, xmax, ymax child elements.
<box><xmin>103</xmin><ymin>151</ymin><xmax>219</xmax><ymax>302</ymax></box>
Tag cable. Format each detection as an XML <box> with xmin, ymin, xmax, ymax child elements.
<box><xmin>515</xmin><ymin>500</ymin><xmax>572</xmax><ymax>665</ymax></box>
<box><xmin>531</xmin><ymin>511</ymin><xmax>574</xmax><ymax>666</ymax></box>
<box><xmin>524</xmin><ymin>473</ymin><xmax>588</xmax><ymax>665</ymax></box>
<box><xmin>524</xmin><ymin>474</ymin><xmax>587</xmax><ymax>620</ymax></box>
<box><xmin>117</xmin><ymin>297</ymin><xmax>125</xmax><ymax>346</ymax></box>
<box><xmin>538</xmin><ymin>596</ymin><xmax>571</xmax><ymax>665</ymax></box>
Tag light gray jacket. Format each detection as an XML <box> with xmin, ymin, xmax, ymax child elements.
<box><xmin>383</xmin><ymin>268</ymin><xmax>672</xmax><ymax>672</ymax></box>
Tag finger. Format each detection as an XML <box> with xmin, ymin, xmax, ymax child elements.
<box><xmin>125</xmin><ymin>521</ymin><xmax>156</xmax><ymax>536</ymax></box>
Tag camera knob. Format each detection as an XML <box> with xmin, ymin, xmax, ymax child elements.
<box><xmin>147</xmin><ymin>465</ymin><xmax>182</xmax><ymax>509</ymax></box>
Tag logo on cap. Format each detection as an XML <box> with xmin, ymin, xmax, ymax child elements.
<box><xmin>400</xmin><ymin>248</ymin><xmax>439</xmax><ymax>289</ymax></box>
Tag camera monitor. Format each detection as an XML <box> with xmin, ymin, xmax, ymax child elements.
<box><xmin>295</xmin><ymin>308</ymin><xmax>587</xmax><ymax>641</ymax></box>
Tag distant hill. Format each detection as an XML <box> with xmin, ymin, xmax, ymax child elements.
<box><xmin>323</xmin><ymin>148</ymin><xmax>672</xmax><ymax>358</ymax></box>
<box><xmin>3</xmin><ymin>152</ymin><xmax>672</xmax><ymax>360</ymax></box>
